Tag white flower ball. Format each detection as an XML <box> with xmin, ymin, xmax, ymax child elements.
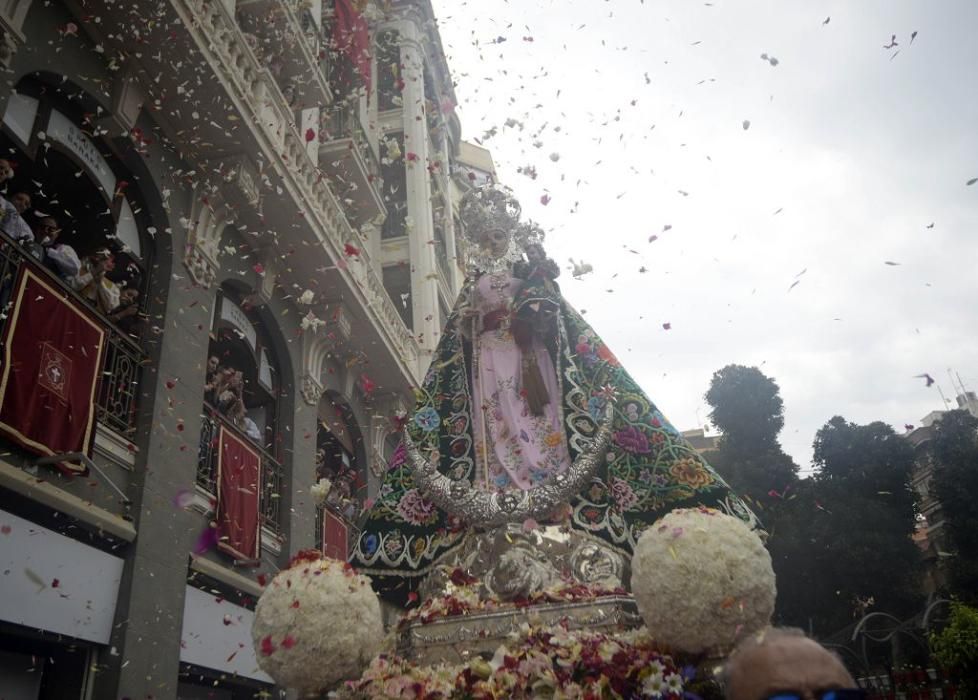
<box><xmin>631</xmin><ymin>507</ymin><xmax>776</xmax><ymax>654</ymax></box>
<box><xmin>252</xmin><ymin>552</ymin><xmax>383</xmax><ymax>692</ymax></box>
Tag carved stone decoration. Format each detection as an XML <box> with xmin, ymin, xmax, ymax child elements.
<box><xmin>403</xmin><ymin>401</ymin><xmax>615</xmax><ymax>526</ymax></box>
<box><xmin>183</xmin><ymin>185</ymin><xmax>227</xmax><ymax>288</ymax></box>
<box><xmin>418</xmin><ymin>524</ymin><xmax>628</xmax><ymax>603</ymax></box>
<box><xmin>223</xmin><ymin>153</ymin><xmax>261</xmax><ymax>207</ymax></box>
<box><xmin>300</xmin><ymin>373</ymin><xmax>324</xmax><ymax>406</ymax></box>
<box><xmin>300</xmin><ymin>328</ymin><xmax>333</xmax><ymax>406</ymax></box>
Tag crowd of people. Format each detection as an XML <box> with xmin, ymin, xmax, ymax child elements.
<box><xmin>204</xmin><ymin>355</ymin><xmax>264</xmax><ymax>443</ymax></box>
<box><xmin>315</xmin><ymin>446</ymin><xmax>362</xmax><ymax>521</ymax></box>
<box><xmin>0</xmin><ymin>158</ymin><xmax>144</xmax><ymax>336</ymax></box>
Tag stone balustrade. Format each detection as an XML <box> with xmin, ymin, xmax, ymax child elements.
<box><xmin>183</xmin><ymin>0</ymin><xmax>420</xmax><ymax>378</ymax></box>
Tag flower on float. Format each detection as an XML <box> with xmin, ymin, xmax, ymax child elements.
<box><xmin>252</xmin><ymin>551</ymin><xmax>383</xmax><ymax>693</ymax></box>
<box><xmin>297</xmin><ymin>289</ymin><xmax>315</xmax><ymax>305</ymax></box>
<box><xmin>631</xmin><ymin>507</ymin><xmax>775</xmax><ymax>654</ymax></box>
<box><xmin>310</xmin><ymin>478</ymin><xmax>332</xmax><ymax>505</ymax></box>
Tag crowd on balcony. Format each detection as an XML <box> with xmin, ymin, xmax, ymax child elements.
<box><xmin>204</xmin><ymin>355</ymin><xmax>264</xmax><ymax>443</ymax></box>
<box><xmin>0</xmin><ymin>159</ymin><xmax>145</xmax><ymax>337</ymax></box>
<box><xmin>315</xmin><ymin>446</ymin><xmax>362</xmax><ymax>521</ymax></box>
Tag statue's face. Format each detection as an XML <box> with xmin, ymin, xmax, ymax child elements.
<box><xmin>482</xmin><ymin>228</ymin><xmax>509</xmax><ymax>257</ymax></box>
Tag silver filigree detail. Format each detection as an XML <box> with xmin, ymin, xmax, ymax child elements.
<box><xmin>418</xmin><ymin>524</ymin><xmax>628</xmax><ymax>603</ymax></box>
<box><xmin>403</xmin><ymin>402</ymin><xmax>614</xmax><ymax>526</ymax></box>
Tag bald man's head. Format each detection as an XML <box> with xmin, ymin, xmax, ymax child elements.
<box><xmin>724</xmin><ymin>629</ymin><xmax>857</xmax><ymax>700</ymax></box>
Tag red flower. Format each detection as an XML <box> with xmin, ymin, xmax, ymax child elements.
<box><xmin>288</xmin><ymin>549</ymin><xmax>322</xmax><ymax>568</ymax></box>
<box><xmin>343</xmin><ymin>242</ymin><xmax>361</xmax><ymax>258</ymax></box>
<box><xmin>281</xmin><ymin>635</ymin><xmax>297</xmax><ymax>649</ymax></box>
<box><xmin>260</xmin><ymin>635</ymin><xmax>276</xmax><ymax>656</ymax></box>
<box><xmin>304</xmin><ymin>128</ymin><xmax>315</xmax><ymax>143</ymax></box>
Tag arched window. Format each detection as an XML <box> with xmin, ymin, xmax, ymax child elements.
<box><xmin>316</xmin><ymin>392</ymin><xmax>365</xmax><ymax>514</ymax></box>
<box><xmin>196</xmin><ymin>284</ymin><xmax>287</xmax><ymax>538</ymax></box>
<box><xmin>1</xmin><ymin>79</ymin><xmax>153</xmax><ymax>308</ymax></box>
<box><xmin>0</xmin><ymin>78</ymin><xmax>159</xmax><ymax>438</ymax></box>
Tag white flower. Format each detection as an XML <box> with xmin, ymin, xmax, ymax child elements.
<box><xmin>310</xmin><ymin>478</ymin><xmax>331</xmax><ymax>505</ymax></box>
<box><xmin>297</xmin><ymin>289</ymin><xmax>315</xmax><ymax>305</ymax></box>
<box><xmin>631</xmin><ymin>508</ymin><xmax>776</xmax><ymax>654</ymax></box>
<box><xmin>642</xmin><ymin>671</ymin><xmax>664</xmax><ymax>697</ymax></box>
<box><xmin>252</xmin><ymin>556</ymin><xmax>383</xmax><ymax>692</ymax></box>
<box><xmin>664</xmin><ymin>672</ymin><xmax>683</xmax><ymax>692</ymax></box>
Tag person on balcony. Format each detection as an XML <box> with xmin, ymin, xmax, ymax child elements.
<box><xmin>33</xmin><ymin>217</ymin><xmax>81</xmax><ymax>279</ymax></box>
<box><xmin>108</xmin><ymin>287</ymin><xmax>144</xmax><ymax>336</ymax></box>
<box><xmin>227</xmin><ymin>395</ymin><xmax>262</xmax><ymax>443</ymax></box>
<box><xmin>69</xmin><ymin>249</ymin><xmax>120</xmax><ymax>315</ymax></box>
<box><xmin>0</xmin><ymin>191</ymin><xmax>35</xmax><ymax>244</ymax></box>
<box><xmin>216</xmin><ymin>370</ymin><xmax>245</xmax><ymax>416</ymax></box>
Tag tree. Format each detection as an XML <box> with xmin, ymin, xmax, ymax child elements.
<box><xmin>929</xmin><ymin>409</ymin><xmax>978</xmax><ymax>604</ymax></box>
<box><xmin>706</xmin><ymin>365</ymin><xmax>786</xmax><ymax>454</ymax></box>
<box><xmin>930</xmin><ymin>602</ymin><xmax>978</xmax><ymax>696</ymax></box>
<box><xmin>703</xmin><ymin>365</ymin><xmax>803</xmax><ymax>627</ymax></box>
<box><xmin>704</xmin><ymin>365</ymin><xmax>798</xmax><ymax>505</ymax></box>
<box><xmin>800</xmin><ymin>416</ymin><xmax>923</xmax><ymax>634</ymax></box>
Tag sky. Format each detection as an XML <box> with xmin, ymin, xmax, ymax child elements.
<box><xmin>431</xmin><ymin>0</ymin><xmax>978</xmax><ymax>474</ymax></box>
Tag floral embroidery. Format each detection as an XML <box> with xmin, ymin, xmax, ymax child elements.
<box><xmin>610</xmin><ymin>478</ymin><xmax>639</xmax><ymax>510</ymax></box>
<box><xmin>614</xmin><ymin>425</ymin><xmax>651</xmax><ymax>454</ymax></box>
<box><xmin>414</xmin><ymin>406</ymin><xmax>440</xmax><ymax>432</ymax></box>
<box><xmin>669</xmin><ymin>458</ymin><xmax>715</xmax><ymax>489</ymax></box>
<box><xmin>396</xmin><ymin>489</ymin><xmax>437</xmax><ymax>526</ymax></box>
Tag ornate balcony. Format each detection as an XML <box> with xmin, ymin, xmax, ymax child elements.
<box><xmin>235</xmin><ymin>0</ymin><xmax>333</xmax><ymax>114</ymax></box>
<box><xmin>319</xmin><ymin>102</ymin><xmax>386</xmax><ymax>229</ymax></box>
<box><xmin>76</xmin><ymin>0</ymin><xmax>423</xmax><ymax>383</ymax></box>
<box><xmin>196</xmin><ymin>407</ymin><xmax>286</xmax><ymax>539</ymax></box>
<box><xmin>0</xmin><ymin>235</ymin><xmax>145</xmax><ymax>440</ymax></box>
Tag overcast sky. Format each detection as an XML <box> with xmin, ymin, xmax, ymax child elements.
<box><xmin>431</xmin><ymin>0</ymin><xmax>978</xmax><ymax>474</ymax></box>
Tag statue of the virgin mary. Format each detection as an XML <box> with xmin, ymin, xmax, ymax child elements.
<box><xmin>351</xmin><ymin>187</ymin><xmax>757</xmax><ymax>604</ymax></box>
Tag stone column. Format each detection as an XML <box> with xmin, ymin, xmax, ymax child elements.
<box><xmin>395</xmin><ymin>19</ymin><xmax>439</xmax><ymax>363</ymax></box>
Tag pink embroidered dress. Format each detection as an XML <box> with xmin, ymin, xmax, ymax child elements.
<box><xmin>470</xmin><ymin>270</ymin><xmax>571</xmax><ymax>490</ymax></box>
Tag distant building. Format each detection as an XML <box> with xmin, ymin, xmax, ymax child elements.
<box><xmin>681</xmin><ymin>427</ymin><xmax>722</xmax><ymax>454</ymax></box>
<box><xmin>905</xmin><ymin>391</ymin><xmax>978</xmax><ymax>597</ymax></box>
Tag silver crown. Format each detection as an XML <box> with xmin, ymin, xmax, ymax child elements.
<box><xmin>459</xmin><ymin>186</ymin><xmax>522</xmax><ymax>243</ymax></box>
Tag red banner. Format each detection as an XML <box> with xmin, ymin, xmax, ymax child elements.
<box><xmin>216</xmin><ymin>425</ymin><xmax>262</xmax><ymax>562</ymax></box>
<box><xmin>0</xmin><ymin>268</ymin><xmax>105</xmax><ymax>474</ymax></box>
<box><xmin>334</xmin><ymin>0</ymin><xmax>372</xmax><ymax>92</ymax></box>
<box><xmin>322</xmin><ymin>508</ymin><xmax>349</xmax><ymax>561</ymax></box>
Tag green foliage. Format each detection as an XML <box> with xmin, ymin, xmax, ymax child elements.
<box><xmin>706</xmin><ymin>365</ymin><xmax>786</xmax><ymax>454</ymax></box>
<box><xmin>792</xmin><ymin>417</ymin><xmax>923</xmax><ymax>633</ymax></box>
<box><xmin>929</xmin><ymin>410</ymin><xmax>978</xmax><ymax>604</ymax></box>
<box><xmin>930</xmin><ymin>602</ymin><xmax>978</xmax><ymax>694</ymax></box>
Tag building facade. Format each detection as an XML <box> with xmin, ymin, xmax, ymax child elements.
<box><xmin>906</xmin><ymin>391</ymin><xmax>978</xmax><ymax>599</ymax></box>
<box><xmin>0</xmin><ymin>1</ymin><xmax>477</xmax><ymax>697</ymax></box>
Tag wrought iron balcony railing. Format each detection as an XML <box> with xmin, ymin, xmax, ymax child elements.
<box><xmin>0</xmin><ymin>233</ymin><xmax>146</xmax><ymax>439</ymax></box>
<box><xmin>196</xmin><ymin>405</ymin><xmax>286</xmax><ymax>538</ymax></box>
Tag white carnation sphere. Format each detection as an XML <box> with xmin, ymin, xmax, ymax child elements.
<box><xmin>631</xmin><ymin>507</ymin><xmax>775</xmax><ymax>654</ymax></box>
<box><xmin>252</xmin><ymin>553</ymin><xmax>383</xmax><ymax>692</ymax></box>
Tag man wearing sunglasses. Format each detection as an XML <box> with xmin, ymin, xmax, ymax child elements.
<box><xmin>723</xmin><ymin>628</ymin><xmax>865</xmax><ymax>700</ymax></box>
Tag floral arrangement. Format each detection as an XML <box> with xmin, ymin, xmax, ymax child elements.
<box><xmin>631</xmin><ymin>507</ymin><xmax>776</xmax><ymax>654</ymax></box>
<box><xmin>251</xmin><ymin>550</ymin><xmax>384</xmax><ymax>693</ymax></box>
<box><xmin>310</xmin><ymin>477</ymin><xmax>332</xmax><ymax>505</ymax></box>
<box><xmin>399</xmin><ymin>569</ymin><xmax>628</xmax><ymax>627</ymax></box>
<box><xmin>341</xmin><ymin>624</ymin><xmax>689</xmax><ymax>699</ymax></box>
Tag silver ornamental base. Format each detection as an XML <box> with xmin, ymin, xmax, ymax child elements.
<box><xmin>397</xmin><ymin>595</ymin><xmax>643</xmax><ymax>666</ymax></box>
<box><xmin>419</xmin><ymin>523</ymin><xmax>629</xmax><ymax>602</ymax></box>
